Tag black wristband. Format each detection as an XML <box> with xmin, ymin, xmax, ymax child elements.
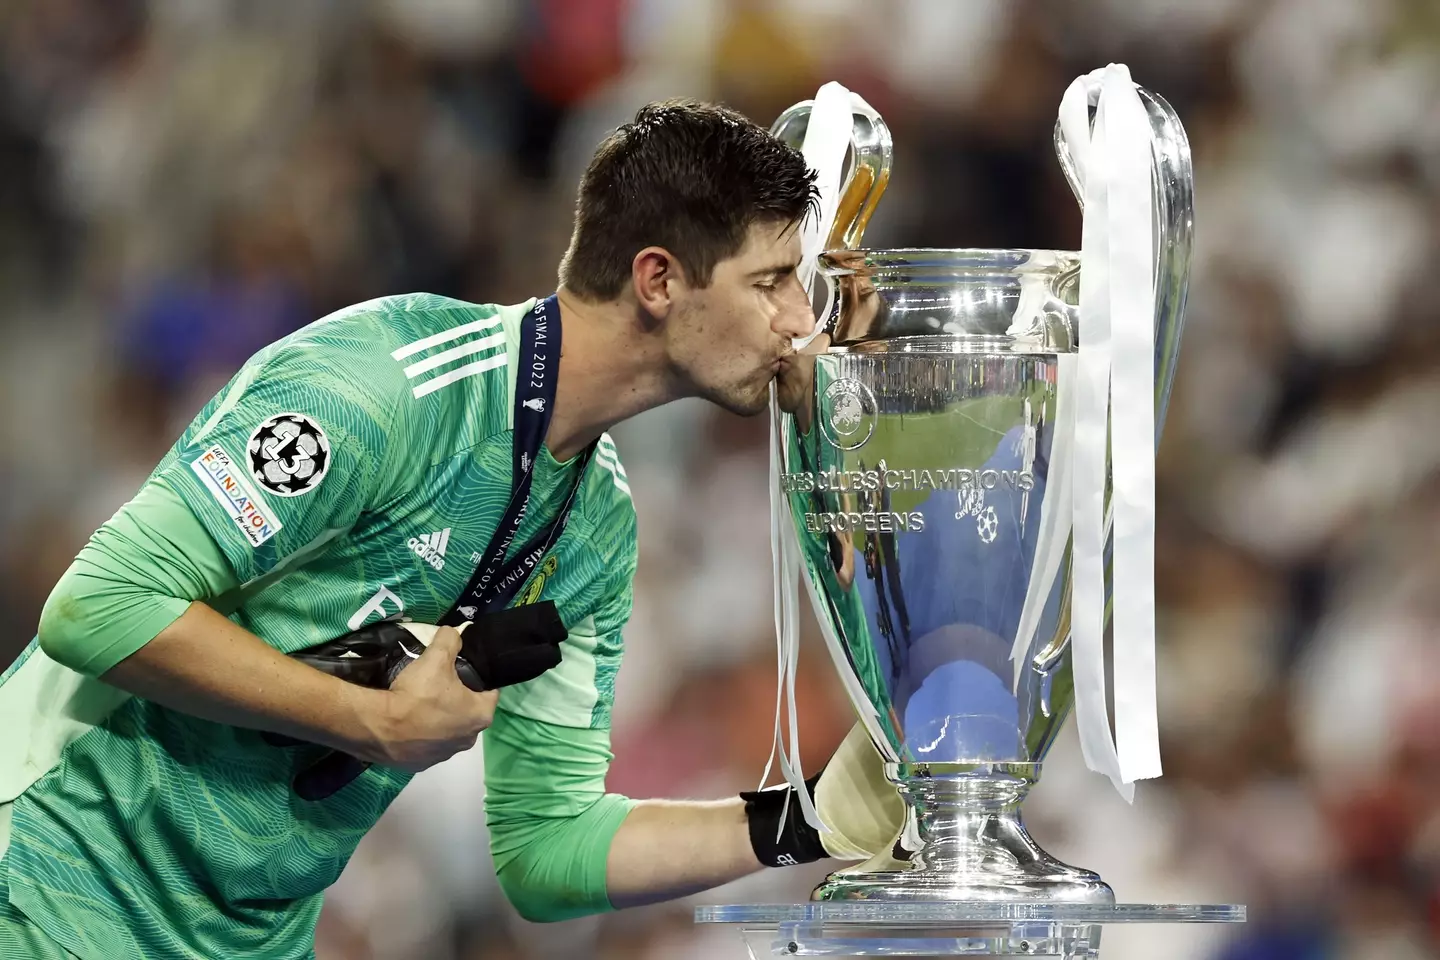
<box><xmin>742</xmin><ymin>773</ymin><xmax>827</xmax><ymax>868</ymax></box>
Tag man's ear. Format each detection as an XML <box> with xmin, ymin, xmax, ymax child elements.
<box><xmin>631</xmin><ymin>246</ymin><xmax>687</xmax><ymax>320</ymax></box>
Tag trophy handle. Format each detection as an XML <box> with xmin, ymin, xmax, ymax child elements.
<box><xmin>767</xmin><ymin>92</ymin><xmax>902</xmax><ymax>769</ymax></box>
<box><xmin>1035</xmin><ymin>87</ymin><xmax>1193</xmax><ymax>678</ymax></box>
<box><xmin>770</xmin><ymin>95</ymin><xmax>894</xmax><ymax>250</ymax></box>
<box><xmin>1053</xmin><ymin>86</ymin><xmax>1194</xmax><ymax>438</ymax></box>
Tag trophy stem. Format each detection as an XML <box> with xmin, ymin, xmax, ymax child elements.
<box><xmin>904</xmin><ymin>771</ymin><xmax>1035</xmax><ymax>872</ymax></box>
<box><xmin>813</xmin><ymin>767</ymin><xmax>1115</xmax><ymax>904</ymax></box>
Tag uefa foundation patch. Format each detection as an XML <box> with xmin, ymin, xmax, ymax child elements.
<box><xmin>190</xmin><ymin>444</ymin><xmax>284</xmax><ymax>547</ymax></box>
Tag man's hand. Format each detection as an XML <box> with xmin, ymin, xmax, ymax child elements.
<box><xmin>368</xmin><ymin>626</ymin><xmax>499</xmax><ymax>772</ymax></box>
<box><xmin>602</xmin><ymin>722</ymin><xmax>905</xmax><ymax>911</ymax></box>
<box><xmin>744</xmin><ymin>721</ymin><xmax>902</xmax><ymax>869</ymax></box>
<box><xmin>272</xmin><ymin>607</ymin><xmax>564</xmax><ymax>798</ymax></box>
<box><xmin>102</xmin><ymin>605</ymin><xmax>508</xmax><ymax>800</ymax></box>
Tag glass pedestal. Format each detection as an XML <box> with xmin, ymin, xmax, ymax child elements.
<box><xmin>695</xmin><ymin>902</ymin><xmax>1245</xmax><ymax>958</ymax></box>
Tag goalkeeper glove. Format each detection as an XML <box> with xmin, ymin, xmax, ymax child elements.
<box><xmin>270</xmin><ymin>602</ymin><xmax>566</xmax><ymax>800</ymax></box>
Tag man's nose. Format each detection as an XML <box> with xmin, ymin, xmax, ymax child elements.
<box><xmin>773</xmin><ymin>274</ymin><xmax>816</xmax><ymax>341</ymax></box>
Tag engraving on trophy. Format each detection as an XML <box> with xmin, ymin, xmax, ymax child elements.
<box><xmin>819</xmin><ymin>377</ymin><xmax>877</xmax><ymax>450</ymax></box>
<box><xmin>803</xmin><ymin>510</ymin><xmax>926</xmax><ymax>534</ymax></box>
<box><xmin>953</xmin><ymin>482</ymin><xmax>1000</xmax><ymax>544</ymax></box>
<box><xmin>780</xmin><ymin>466</ymin><xmax>1034</xmax><ymax>494</ymax></box>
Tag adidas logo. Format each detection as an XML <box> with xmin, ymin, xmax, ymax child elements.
<box><xmin>407</xmin><ymin>528</ymin><xmax>450</xmax><ymax>571</ymax></box>
<box><xmin>392</xmin><ymin>316</ymin><xmax>507</xmax><ymax>399</ymax></box>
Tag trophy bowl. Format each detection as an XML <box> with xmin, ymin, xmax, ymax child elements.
<box><xmin>781</xmin><ymin>247</ymin><xmax>1109</xmax><ymax>902</ymax></box>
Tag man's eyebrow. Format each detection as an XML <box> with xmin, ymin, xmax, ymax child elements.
<box><xmin>749</xmin><ymin>262</ymin><xmax>799</xmax><ymax>279</ymax></box>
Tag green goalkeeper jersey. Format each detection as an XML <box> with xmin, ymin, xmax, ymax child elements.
<box><xmin>0</xmin><ymin>294</ymin><xmax>638</xmax><ymax>958</ymax></box>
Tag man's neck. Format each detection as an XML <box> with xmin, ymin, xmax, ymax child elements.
<box><xmin>543</xmin><ymin>288</ymin><xmax>684</xmax><ymax>463</ymax></box>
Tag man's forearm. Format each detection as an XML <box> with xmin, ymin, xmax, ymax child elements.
<box><xmin>604</xmin><ymin>797</ymin><xmax>763</xmax><ymax>909</ymax></box>
<box><xmin>97</xmin><ymin>601</ymin><xmax>390</xmax><ymax>761</ymax></box>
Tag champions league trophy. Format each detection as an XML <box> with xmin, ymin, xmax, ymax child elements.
<box><xmin>697</xmin><ymin>72</ymin><xmax>1245</xmax><ymax>957</ymax></box>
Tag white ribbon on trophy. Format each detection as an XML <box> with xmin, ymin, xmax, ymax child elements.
<box><xmin>1009</xmin><ymin>350</ymin><xmax>1078</xmax><ymax>687</ymax></box>
<box><xmin>793</xmin><ymin>82</ymin><xmax>853</xmax><ymax>348</ymax></box>
<box><xmin>1059</xmin><ymin>63</ymin><xmax>1163</xmax><ymax>795</ymax></box>
<box><xmin>761</xmin><ymin>81</ymin><xmax>858</xmax><ymax>832</ymax></box>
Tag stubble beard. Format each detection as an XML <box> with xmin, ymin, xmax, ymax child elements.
<box><xmin>705</xmin><ymin>372</ymin><xmax>772</xmax><ymax>418</ymax></box>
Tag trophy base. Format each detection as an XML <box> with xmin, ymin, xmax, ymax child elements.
<box><xmin>816</xmin><ymin>768</ymin><xmax>1112</xmax><ymax>904</ymax></box>
<box><xmin>694</xmin><ymin>902</ymin><xmax>1245</xmax><ymax>959</ymax></box>
<box><xmin>813</xmin><ymin>851</ymin><xmax>1113</xmax><ymax>905</ymax></box>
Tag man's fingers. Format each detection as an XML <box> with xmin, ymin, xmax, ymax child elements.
<box><xmin>416</xmin><ymin>625</ymin><xmax>463</xmax><ymax>663</ymax></box>
<box><xmin>391</xmin><ymin>626</ymin><xmax>462</xmax><ymax>688</ymax></box>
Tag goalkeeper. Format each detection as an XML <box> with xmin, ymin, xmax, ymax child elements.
<box><xmin>0</xmin><ymin>100</ymin><xmax>902</xmax><ymax>960</ymax></box>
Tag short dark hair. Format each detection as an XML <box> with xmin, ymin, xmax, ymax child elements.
<box><xmin>558</xmin><ymin>99</ymin><xmax>818</xmax><ymax>300</ymax></box>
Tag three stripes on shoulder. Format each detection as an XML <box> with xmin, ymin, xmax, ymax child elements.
<box><xmin>595</xmin><ymin>435</ymin><xmax>629</xmax><ymax>497</ymax></box>
<box><xmin>392</xmin><ymin>315</ymin><xmax>507</xmax><ymax>400</ymax></box>
<box><xmin>390</xmin><ymin>316</ymin><xmax>631</xmax><ymax>498</ymax></box>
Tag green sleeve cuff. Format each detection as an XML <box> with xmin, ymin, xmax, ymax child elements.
<box><xmin>494</xmin><ymin>792</ymin><xmax>635</xmax><ymax>922</ymax></box>
<box><xmin>40</xmin><ymin>575</ymin><xmax>191</xmax><ymax>679</ymax></box>
<box><xmin>37</xmin><ymin>479</ymin><xmax>239</xmax><ymax>677</ymax></box>
<box><xmin>484</xmin><ymin>706</ymin><xmax>635</xmax><ymax>922</ymax></box>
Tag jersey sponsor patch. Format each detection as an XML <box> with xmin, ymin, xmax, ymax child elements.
<box><xmin>189</xmin><ymin>444</ymin><xmax>284</xmax><ymax>546</ymax></box>
<box><xmin>247</xmin><ymin>413</ymin><xmax>331</xmax><ymax>497</ymax></box>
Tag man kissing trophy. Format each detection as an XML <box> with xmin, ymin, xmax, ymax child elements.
<box><xmin>699</xmin><ymin>68</ymin><xmax>1245</xmax><ymax>957</ymax></box>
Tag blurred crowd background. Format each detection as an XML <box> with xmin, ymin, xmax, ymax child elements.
<box><xmin>1</xmin><ymin>0</ymin><xmax>1439</xmax><ymax>958</ymax></box>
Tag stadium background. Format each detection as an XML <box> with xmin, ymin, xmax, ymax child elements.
<box><xmin>1</xmin><ymin>1</ymin><xmax>1438</xmax><ymax>958</ymax></box>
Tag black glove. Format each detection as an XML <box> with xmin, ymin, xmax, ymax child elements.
<box><xmin>741</xmin><ymin>771</ymin><xmax>827</xmax><ymax>868</ymax></box>
<box><xmin>269</xmin><ymin>603</ymin><xmax>566</xmax><ymax>800</ymax></box>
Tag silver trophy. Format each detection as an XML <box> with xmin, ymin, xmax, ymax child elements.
<box><xmin>768</xmin><ymin>84</ymin><xmax>1194</xmax><ymax>903</ymax></box>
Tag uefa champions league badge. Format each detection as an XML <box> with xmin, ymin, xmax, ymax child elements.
<box><xmin>819</xmin><ymin>377</ymin><xmax>877</xmax><ymax>451</ymax></box>
<box><xmin>953</xmin><ymin>482</ymin><xmax>1000</xmax><ymax>545</ymax></box>
<box><xmin>247</xmin><ymin>413</ymin><xmax>332</xmax><ymax>497</ymax></box>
